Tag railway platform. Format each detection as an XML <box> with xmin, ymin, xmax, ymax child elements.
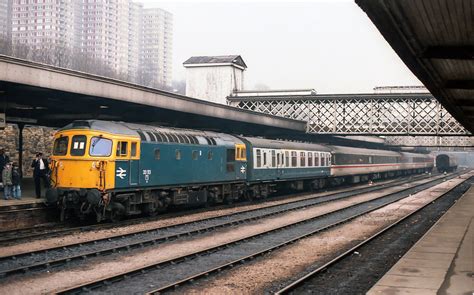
<box><xmin>368</xmin><ymin>185</ymin><xmax>474</xmax><ymax>295</ymax></box>
<box><xmin>0</xmin><ymin>178</ymin><xmax>42</xmax><ymax>207</ymax></box>
<box><xmin>0</xmin><ymin>178</ymin><xmax>52</xmax><ymax>231</ymax></box>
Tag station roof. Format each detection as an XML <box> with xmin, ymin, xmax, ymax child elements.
<box><xmin>356</xmin><ymin>0</ymin><xmax>474</xmax><ymax>133</ymax></box>
<box><xmin>0</xmin><ymin>55</ymin><xmax>301</xmax><ymax>136</ymax></box>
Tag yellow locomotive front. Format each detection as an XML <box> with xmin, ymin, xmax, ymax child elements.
<box><xmin>46</xmin><ymin>122</ymin><xmax>140</xmax><ymax>221</ymax></box>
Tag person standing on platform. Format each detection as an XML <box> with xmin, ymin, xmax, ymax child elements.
<box><xmin>11</xmin><ymin>162</ymin><xmax>22</xmax><ymax>200</ymax></box>
<box><xmin>2</xmin><ymin>162</ymin><xmax>13</xmax><ymax>200</ymax></box>
<box><xmin>31</xmin><ymin>152</ymin><xmax>50</xmax><ymax>198</ymax></box>
<box><xmin>0</xmin><ymin>148</ymin><xmax>10</xmax><ymax>186</ymax></box>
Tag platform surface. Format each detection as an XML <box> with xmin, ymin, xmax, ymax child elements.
<box><xmin>368</xmin><ymin>184</ymin><xmax>474</xmax><ymax>295</ymax></box>
<box><xmin>0</xmin><ymin>177</ymin><xmax>43</xmax><ymax>207</ymax></box>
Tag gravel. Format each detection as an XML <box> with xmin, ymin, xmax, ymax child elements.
<box><xmin>0</xmin><ymin>175</ymin><xmax>431</xmax><ymax>275</ymax></box>
<box><xmin>92</xmin><ymin>174</ymin><xmax>456</xmax><ymax>294</ymax></box>
<box><xmin>283</xmin><ymin>177</ymin><xmax>473</xmax><ymax>295</ymax></box>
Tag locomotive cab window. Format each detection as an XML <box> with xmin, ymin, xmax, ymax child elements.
<box><xmin>235</xmin><ymin>145</ymin><xmax>246</xmax><ymax>161</ymax></box>
<box><xmin>116</xmin><ymin>141</ymin><xmax>128</xmax><ymax>157</ymax></box>
<box><xmin>90</xmin><ymin>137</ymin><xmax>112</xmax><ymax>157</ymax></box>
<box><xmin>70</xmin><ymin>135</ymin><xmax>87</xmax><ymax>156</ymax></box>
<box><xmin>53</xmin><ymin>136</ymin><xmax>69</xmax><ymax>156</ymax></box>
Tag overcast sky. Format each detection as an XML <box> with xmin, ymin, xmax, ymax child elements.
<box><xmin>141</xmin><ymin>0</ymin><xmax>422</xmax><ymax>93</ymax></box>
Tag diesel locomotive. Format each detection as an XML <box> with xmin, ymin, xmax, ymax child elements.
<box><xmin>436</xmin><ymin>154</ymin><xmax>458</xmax><ymax>173</ymax></box>
<box><xmin>46</xmin><ymin>120</ymin><xmax>434</xmax><ymax>222</ymax></box>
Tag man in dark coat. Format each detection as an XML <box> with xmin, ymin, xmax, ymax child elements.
<box><xmin>31</xmin><ymin>152</ymin><xmax>50</xmax><ymax>198</ymax></box>
<box><xmin>0</xmin><ymin>148</ymin><xmax>10</xmax><ymax>184</ymax></box>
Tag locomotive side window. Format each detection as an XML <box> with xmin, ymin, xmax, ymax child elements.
<box><xmin>70</xmin><ymin>135</ymin><xmax>87</xmax><ymax>156</ymax></box>
<box><xmin>192</xmin><ymin>150</ymin><xmax>198</xmax><ymax>160</ymax></box>
<box><xmin>154</xmin><ymin>149</ymin><xmax>160</xmax><ymax>160</ymax></box>
<box><xmin>90</xmin><ymin>137</ymin><xmax>112</xmax><ymax>157</ymax></box>
<box><xmin>116</xmin><ymin>141</ymin><xmax>128</xmax><ymax>157</ymax></box>
<box><xmin>256</xmin><ymin>149</ymin><xmax>262</xmax><ymax>167</ymax></box>
<box><xmin>131</xmin><ymin>142</ymin><xmax>137</xmax><ymax>157</ymax></box>
<box><xmin>208</xmin><ymin>150</ymin><xmax>213</xmax><ymax>160</ymax></box>
<box><xmin>175</xmin><ymin>149</ymin><xmax>181</xmax><ymax>160</ymax></box>
<box><xmin>53</xmin><ymin>136</ymin><xmax>69</xmax><ymax>156</ymax></box>
<box><xmin>227</xmin><ymin>149</ymin><xmax>235</xmax><ymax>172</ymax></box>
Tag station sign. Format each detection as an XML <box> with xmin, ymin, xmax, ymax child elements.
<box><xmin>0</xmin><ymin>113</ymin><xmax>5</xmax><ymax>129</ymax></box>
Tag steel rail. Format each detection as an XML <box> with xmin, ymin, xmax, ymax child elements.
<box><xmin>274</xmin><ymin>174</ymin><xmax>471</xmax><ymax>294</ymax></box>
<box><xmin>56</xmin><ymin>172</ymin><xmax>464</xmax><ymax>294</ymax></box>
<box><xmin>0</xmin><ymin>174</ymin><xmax>429</xmax><ymax>276</ymax></box>
<box><xmin>0</xmin><ymin>175</ymin><xmax>417</xmax><ymax>244</ymax></box>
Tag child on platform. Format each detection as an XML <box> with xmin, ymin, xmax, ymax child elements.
<box><xmin>2</xmin><ymin>162</ymin><xmax>12</xmax><ymax>200</ymax></box>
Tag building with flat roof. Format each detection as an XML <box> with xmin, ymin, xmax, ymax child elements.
<box><xmin>10</xmin><ymin>0</ymin><xmax>74</xmax><ymax>50</ymax></box>
<box><xmin>141</xmin><ymin>8</ymin><xmax>173</xmax><ymax>88</ymax></box>
<box><xmin>184</xmin><ymin>55</ymin><xmax>247</xmax><ymax>104</ymax></box>
<box><xmin>0</xmin><ymin>0</ymin><xmax>12</xmax><ymax>42</ymax></box>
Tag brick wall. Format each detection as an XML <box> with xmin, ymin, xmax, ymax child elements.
<box><xmin>0</xmin><ymin>124</ymin><xmax>56</xmax><ymax>177</ymax></box>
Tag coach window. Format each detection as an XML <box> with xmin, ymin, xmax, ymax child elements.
<box><xmin>175</xmin><ymin>149</ymin><xmax>181</xmax><ymax>160</ymax></box>
<box><xmin>315</xmin><ymin>152</ymin><xmax>320</xmax><ymax>166</ymax></box>
<box><xmin>271</xmin><ymin>150</ymin><xmax>276</xmax><ymax>167</ymax></box>
<box><xmin>70</xmin><ymin>135</ymin><xmax>87</xmax><ymax>156</ymax></box>
<box><xmin>327</xmin><ymin>154</ymin><xmax>331</xmax><ymax>166</ymax></box>
<box><xmin>263</xmin><ymin>152</ymin><xmax>267</xmax><ymax>166</ymax></box>
<box><xmin>300</xmin><ymin>152</ymin><xmax>306</xmax><ymax>167</ymax></box>
<box><xmin>321</xmin><ymin>153</ymin><xmax>326</xmax><ymax>166</ymax></box>
<box><xmin>116</xmin><ymin>141</ymin><xmax>128</xmax><ymax>157</ymax></box>
<box><xmin>256</xmin><ymin>149</ymin><xmax>262</xmax><ymax>167</ymax></box>
<box><xmin>308</xmin><ymin>152</ymin><xmax>313</xmax><ymax>166</ymax></box>
<box><xmin>285</xmin><ymin>151</ymin><xmax>289</xmax><ymax>167</ymax></box>
<box><xmin>291</xmin><ymin>151</ymin><xmax>297</xmax><ymax>167</ymax></box>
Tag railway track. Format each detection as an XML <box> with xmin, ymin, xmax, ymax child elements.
<box><xmin>51</xmin><ymin>172</ymin><xmax>464</xmax><ymax>294</ymax></box>
<box><xmin>0</xmin><ymin>174</ymin><xmax>428</xmax><ymax>244</ymax></box>
<box><xmin>0</xmin><ymin>173</ymin><xmax>434</xmax><ymax>278</ymax></box>
<box><xmin>274</xmin><ymin>175</ymin><xmax>472</xmax><ymax>294</ymax></box>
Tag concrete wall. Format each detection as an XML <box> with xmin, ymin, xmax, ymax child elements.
<box><xmin>185</xmin><ymin>65</ymin><xmax>244</xmax><ymax>104</ymax></box>
<box><xmin>0</xmin><ymin>124</ymin><xmax>56</xmax><ymax>176</ymax></box>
